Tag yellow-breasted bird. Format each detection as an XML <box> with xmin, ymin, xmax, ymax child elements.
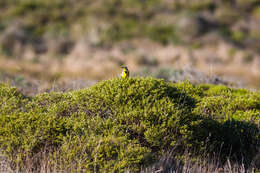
<box><xmin>121</xmin><ymin>66</ymin><xmax>129</xmax><ymax>78</ymax></box>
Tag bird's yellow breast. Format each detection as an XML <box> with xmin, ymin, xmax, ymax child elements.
<box><xmin>121</xmin><ymin>69</ymin><xmax>129</xmax><ymax>78</ymax></box>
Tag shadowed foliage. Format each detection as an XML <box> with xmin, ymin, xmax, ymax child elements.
<box><xmin>0</xmin><ymin>78</ymin><xmax>259</xmax><ymax>172</ymax></box>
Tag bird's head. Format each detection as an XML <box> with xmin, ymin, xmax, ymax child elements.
<box><xmin>121</xmin><ymin>66</ymin><xmax>128</xmax><ymax>71</ymax></box>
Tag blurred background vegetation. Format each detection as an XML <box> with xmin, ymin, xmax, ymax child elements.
<box><xmin>0</xmin><ymin>0</ymin><xmax>260</xmax><ymax>93</ymax></box>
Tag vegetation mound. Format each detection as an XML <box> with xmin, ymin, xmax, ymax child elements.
<box><xmin>0</xmin><ymin>78</ymin><xmax>260</xmax><ymax>172</ymax></box>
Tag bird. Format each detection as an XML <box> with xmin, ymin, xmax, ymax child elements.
<box><xmin>121</xmin><ymin>66</ymin><xmax>129</xmax><ymax>78</ymax></box>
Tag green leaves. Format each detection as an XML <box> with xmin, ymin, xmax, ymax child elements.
<box><xmin>0</xmin><ymin>79</ymin><xmax>260</xmax><ymax>172</ymax></box>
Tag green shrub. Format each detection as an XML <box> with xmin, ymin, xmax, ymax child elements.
<box><xmin>0</xmin><ymin>83</ymin><xmax>29</xmax><ymax>114</ymax></box>
<box><xmin>102</xmin><ymin>18</ymin><xmax>141</xmax><ymax>42</ymax></box>
<box><xmin>0</xmin><ymin>78</ymin><xmax>259</xmax><ymax>172</ymax></box>
<box><xmin>215</xmin><ymin>5</ymin><xmax>241</xmax><ymax>25</ymax></box>
<box><xmin>146</xmin><ymin>25</ymin><xmax>181</xmax><ymax>45</ymax></box>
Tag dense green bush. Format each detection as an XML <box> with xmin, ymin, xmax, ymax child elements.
<box><xmin>0</xmin><ymin>78</ymin><xmax>259</xmax><ymax>172</ymax></box>
<box><xmin>0</xmin><ymin>83</ymin><xmax>28</xmax><ymax>114</ymax></box>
